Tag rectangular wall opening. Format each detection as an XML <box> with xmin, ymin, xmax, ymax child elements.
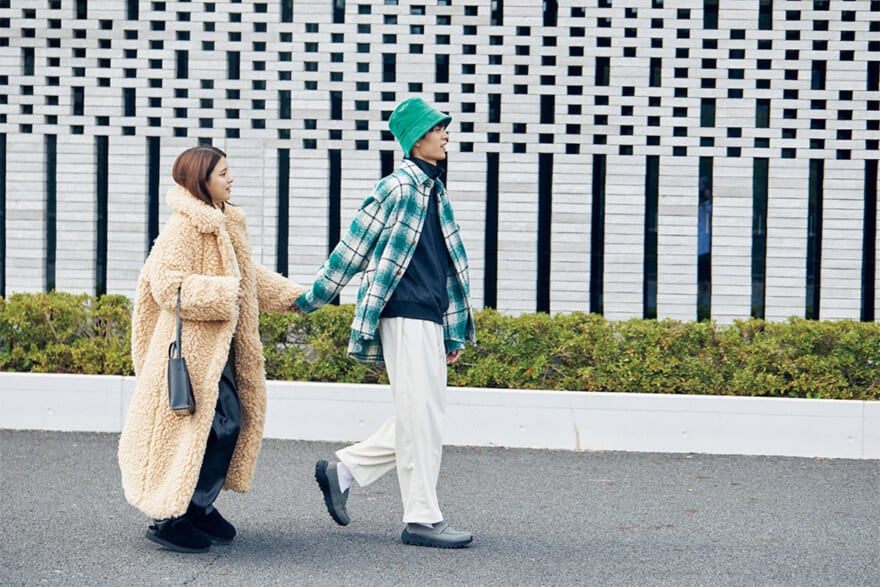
<box><xmin>276</xmin><ymin>148</ymin><xmax>290</xmax><ymax>276</ymax></box>
<box><xmin>862</xmin><ymin>160</ymin><xmax>877</xmax><ymax>321</ymax></box>
<box><xmin>806</xmin><ymin>159</ymin><xmax>824</xmax><ymax>319</ymax></box>
<box><xmin>96</xmin><ymin>136</ymin><xmax>109</xmax><ymax>296</ymax></box>
<box><xmin>698</xmin><ymin>157</ymin><xmax>713</xmax><ymax>321</ymax></box>
<box><xmin>537</xmin><ymin>153</ymin><xmax>553</xmax><ymax>313</ymax></box>
<box><xmin>484</xmin><ymin>152</ymin><xmax>499</xmax><ymax>309</ymax></box>
<box><xmin>328</xmin><ymin>149</ymin><xmax>341</xmax><ymax>305</ymax></box>
<box><xmin>46</xmin><ymin>135</ymin><xmax>57</xmax><ymax>292</ymax></box>
<box><xmin>751</xmin><ymin>158</ymin><xmax>769</xmax><ymax>319</ymax></box>
<box><xmin>644</xmin><ymin>155</ymin><xmax>659</xmax><ymax>319</ymax></box>
<box><xmin>590</xmin><ymin>154</ymin><xmax>606</xmax><ymax>315</ymax></box>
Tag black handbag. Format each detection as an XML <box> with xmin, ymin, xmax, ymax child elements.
<box><xmin>167</xmin><ymin>287</ymin><xmax>195</xmax><ymax>415</ymax></box>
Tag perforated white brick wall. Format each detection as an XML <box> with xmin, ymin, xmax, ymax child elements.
<box><xmin>0</xmin><ymin>0</ymin><xmax>878</xmax><ymax>323</ymax></box>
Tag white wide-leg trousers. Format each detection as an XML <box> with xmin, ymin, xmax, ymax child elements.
<box><xmin>336</xmin><ymin>317</ymin><xmax>447</xmax><ymax>524</ymax></box>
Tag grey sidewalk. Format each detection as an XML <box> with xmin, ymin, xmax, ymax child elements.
<box><xmin>1</xmin><ymin>430</ymin><xmax>877</xmax><ymax>586</ymax></box>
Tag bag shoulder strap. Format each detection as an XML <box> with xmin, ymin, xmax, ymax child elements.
<box><xmin>170</xmin><ymin>286</ymin><xmax>183</xmax><ymax>360</ymax></box>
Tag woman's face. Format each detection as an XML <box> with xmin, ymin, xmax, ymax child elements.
<box><xmin>410</xmin><ymin>125</ymin><xmax>449</xmax><ymax>165</ymax></box>
<box><xmin>206</xmin><ymin>157</ymin><xmax>233</xmax><ymax>206</ymax></box>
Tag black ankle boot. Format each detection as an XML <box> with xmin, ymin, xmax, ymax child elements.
<box><xmin>186</xmin><ymin>504</ymin><xmax>236</xmax><ymax>544</ymax></box>
<box><xmin>145</xmin><ymin>517</ymin><xmax>212</xmax><ymax>553</ymax></box>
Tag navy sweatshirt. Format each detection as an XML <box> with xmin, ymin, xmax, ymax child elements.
<box><xmin>380</xmin><ymin>157</ymin><xmax>451</xmax><ymax>324</ymax></box>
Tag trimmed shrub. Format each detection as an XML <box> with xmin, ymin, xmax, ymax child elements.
<box><xmin>0</xmin><ymin>292</ymin><xmax>132</xmax><ymax>375</ymax></box>
<box><xmin>1</xmin><ymin>292</ymin><xmax>878</xmax><ymax>400</ymax></box>
<box><xmin>259</xmin><ymin>305</ymin><xmax>385</xmax><ymax>384</ymax></box>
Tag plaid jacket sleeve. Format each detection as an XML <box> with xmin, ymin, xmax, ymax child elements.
<box><xmin>296</xmin><ymin>191</ymin><xmax>388</xmax><ymax>313</ymax></box>
<box><xmin>438</xmin><ymin>184</ymin><xmax>477</xmax><ymax>352</ymax></box>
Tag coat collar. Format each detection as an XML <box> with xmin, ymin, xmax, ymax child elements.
<box><xmin>166</xmin><ymin>185</ymin><xmax>243</xmax><ymax>234</ymax></box>
<box><xmin>406</xmin><ymin>157</ymin><xmax>444</xmax><ymax>182</ymax></box>
<box><xmin>400</xmin><ymin>158</ymin><xmax>444</xmax><ymax>192</ymax></box>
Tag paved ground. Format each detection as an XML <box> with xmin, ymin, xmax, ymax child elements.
<box><xmin>0</xmin><ymin>430</ymin><xmax>877</xmax><ymax>586</ymax></box>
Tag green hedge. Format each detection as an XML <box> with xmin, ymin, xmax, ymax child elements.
<box><xmin>1</xmin><ymin>292</ymin><xmax>878</xmax><ymax>400</ymax></box>
<box><xmin>0</xmin><ymin>292</ymin><xmax>132</xmax><ymax>375</ymax></box>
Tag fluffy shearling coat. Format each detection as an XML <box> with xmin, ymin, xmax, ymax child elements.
<box><xmin>118</xmin><ymin>186</ymin><xmax>304</xmax><ymax>520</ymax></box>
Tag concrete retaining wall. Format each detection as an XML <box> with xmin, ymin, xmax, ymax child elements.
<box><xmin>2</xmin><ymin>372</ymin><xmax>877</xmax><ymax>459</ymax></box>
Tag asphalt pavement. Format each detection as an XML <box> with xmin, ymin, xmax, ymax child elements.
<box><xmin>0</xmin><ymin>430</ymin><xmax>877</xmax><ymax>586</ymax></box>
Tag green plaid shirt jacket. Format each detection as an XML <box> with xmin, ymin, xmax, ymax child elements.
<box><xmin>296</xmin><ymin>159</ymin><xmax>476</xmax><ymax>363</ymax></box>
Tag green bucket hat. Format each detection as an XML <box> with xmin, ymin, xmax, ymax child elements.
<box><xmin>388</xmin><ymin>97</ymin><xmax>452</xmax><ymax>157</ymax></box>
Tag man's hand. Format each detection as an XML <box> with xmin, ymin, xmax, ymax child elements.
<box><xmin>446</xmin><ymin>349</ymin><xmax>463</xmax><ymax>365</ymax></box>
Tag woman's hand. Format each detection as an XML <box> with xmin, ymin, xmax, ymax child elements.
<box><xmin>446</xmin><ymin>349</ymin><xmax>463</xmax><ymax>365</ymax></box>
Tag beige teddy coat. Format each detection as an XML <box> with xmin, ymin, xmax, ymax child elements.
<box><xmin>118</xmin><ymin>186</ymin><xmax>304</xmax><ymax>520</ymax></box>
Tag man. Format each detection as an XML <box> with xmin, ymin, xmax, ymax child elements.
<box><xmin>295</xmin><ymin>97</ymin><xmax>476</xmax><ymax>548</ymax></box>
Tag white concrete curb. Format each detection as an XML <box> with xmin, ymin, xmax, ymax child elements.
<box><xmin>1</xmin><ymin>372</ymin><xmax>877</xmax><ymax>459</ymax></box>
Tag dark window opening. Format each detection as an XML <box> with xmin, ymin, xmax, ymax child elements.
<box><xmin>644</xmin><ymin>156</ymin><xmax>659</xmax><ymax>319</ymax></box>
<box><xmin>751</xmin><ymin>158</ymin><xmax>769</xmax><ymax>318</ymax></box>
<box><xmin>806</xmin><ymin>160</ymin><xmax>824</xmax><ymax>319</ymax></box>
<box><xmin>328</xmin><ymin>149</ymin><xmax>342</xmax><ymax>304</ymax></box>
<box><xmin>147</xmin><ymin>137</ymin><xmax>160</xmax><ymax>251</ymax></box>
<box><xmin>811</xmin><ymin>60</ymin><xmax>826</xmax><ymax>90</ymax></box>
<box><xmin>279</xmin><ymin>90</ymin><xmax>291</xmax><ymax>120</ymax></box>
<box><xmin>383</xmin><ymin>53</ymin><xmax>396</xmax><ymax>82</ymax></box>
<box><xmin>330</xmin><ymin>90</ymin><xmax>342</xmax><ymax>120</ymax></box>
<box><xmin>596</xmin><ymin>56</ymin><xmax>610</xmax><ymax>86</ymax></box>
<box><xmin>758</xmin><ymin>0</ymin><xmax>772</xmax><ymax>30</ymax></box>
<box><xmin>72</xmin><ymin>86</ymin><xmax>85</xmax><ymax>116</ymax></box>
<box><xmin>46</xmin><ymin>135</ymin><xmax>57</xmax><ymax>292</ymax></box>
<box><xmin>700</xmin><ymin>98</ymin><xmax>716</xmax><ymax>127</ymax></box>
<box><xmin>380</xmin><ymin>150</ymin><xmax>394</xmax><ymax>178</ymax></box>
<box><xmin>277</xmin><ymin>149</ymin><xmax>290</xmax><ymax>276</ymax></box>
<box><xmin>756</xmin><ymin>98</ymin><xmax>770</xmax><ymax>128</ymax></box>
<box><xmin>540</xmin><ymin>95</ymin><xmax>555</xmax><ymax>124</ymax></box>
<box><xmin>484</xmin><ymin>152</ymin><xmax>499</xmax><ymax>309</ymax></box>
<box><xmin>22</xmin><ymin>47</ymin><xmax>34</xmax><ymax>75</ymax></box>
<box><xmin>703</xmin><ymin>0</ymin><xmax>719</xmax><ymax>29</ymax></box>
<box><xmin>176</xmin><ymin>50</ymin><xmax>188</xmax><ymax>79</ymax></box>
<box><xmin>862</xmin><ymin>160</ymin><xmax>878</xmax><ymax>321</ymax></box>
<box><xmin>490</xmin><ymin>0</ymin><xmax>503</xmax><ymax>25</ymax></box>
<box><xmin>435</xmin><ymin>54</ymin><xmax>449</xmax><ymax>83</ymax></box>
<box><xmin>697</xmin><ymin>158</ymin><xmax>713</xmax><ymax>321</ymax></box>
<box><xmin>0</xmin><ymin>134</ymin><xmax>5</xmax><ymax>297</ymax></box>
<box><xmin>489</xmin><ymin>94</ymin><xmax>501</xmax><ymax>123</ymax></box>
<box><xmin>649</xmin><ymin>57</ymin><xmax>661</xmax><ymax>87</ymax></box>
<box><xmin>543</xmin><ymin>0</ymin><xmax>558</xmax><ymax>27</ymax></box>
<box><xmin>95</xmin><ymin>136</ymin><xmax>109</xmax><ymax>295</ymax></box>
<box><xmin>537</xmin><ymin>153</ymin><xmax>553</xmax><ymax>313</ymax></box>
<box><xmin>227</xmin><ymin>52</ymin><xmax>240</xmax><ymax>80</ymax></box>
<box><xmin>123</xmin><ymin>87</ymin><xmax>136</xmax><ymax>117</ymax></box>
<box><xmin>590</xmin><ymin>154</ymin><xmax>606</xmax><ymax>315</ymax></box>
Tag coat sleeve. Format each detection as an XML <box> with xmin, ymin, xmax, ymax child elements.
<box><xmin>147</xmin><ymin>219</ymin><xmax>240</xmax><ymax>322</ymax></box>
<box><xmin>295</xmin><ymin>190</ymin><xmax>388</xmax><ymax>313</ymax></box>
<box><xmin>254</xmin><ymin>263</ymin><xmax>306</xmax><ymax>314</ymax></box>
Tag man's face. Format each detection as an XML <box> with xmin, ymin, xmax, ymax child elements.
<box><xmin>410</xmin><ymin>124</ymin><xmax>449</xmax><ymax>165</ymax></box>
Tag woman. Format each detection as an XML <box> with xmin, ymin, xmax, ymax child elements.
<box><xmin>118</xmin><ymin>145</ymin><xmax>304</xmax><ymax>553</ymax></box>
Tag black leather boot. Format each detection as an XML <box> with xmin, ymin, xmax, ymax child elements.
<box><xmin>186</xmin><ymin>504</ymin><xmax>236</xmax><ymax>544</ymax></box>
<box><xmin>145</xmin><ymin>516</ymin><xmax>212</xmax><ymax>553</ymax></box>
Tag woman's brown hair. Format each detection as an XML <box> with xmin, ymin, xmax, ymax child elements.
<box><xmin>171</xmin><ymin>145</ymin><xmax>227</xmax><ymax>206</ymax></box>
